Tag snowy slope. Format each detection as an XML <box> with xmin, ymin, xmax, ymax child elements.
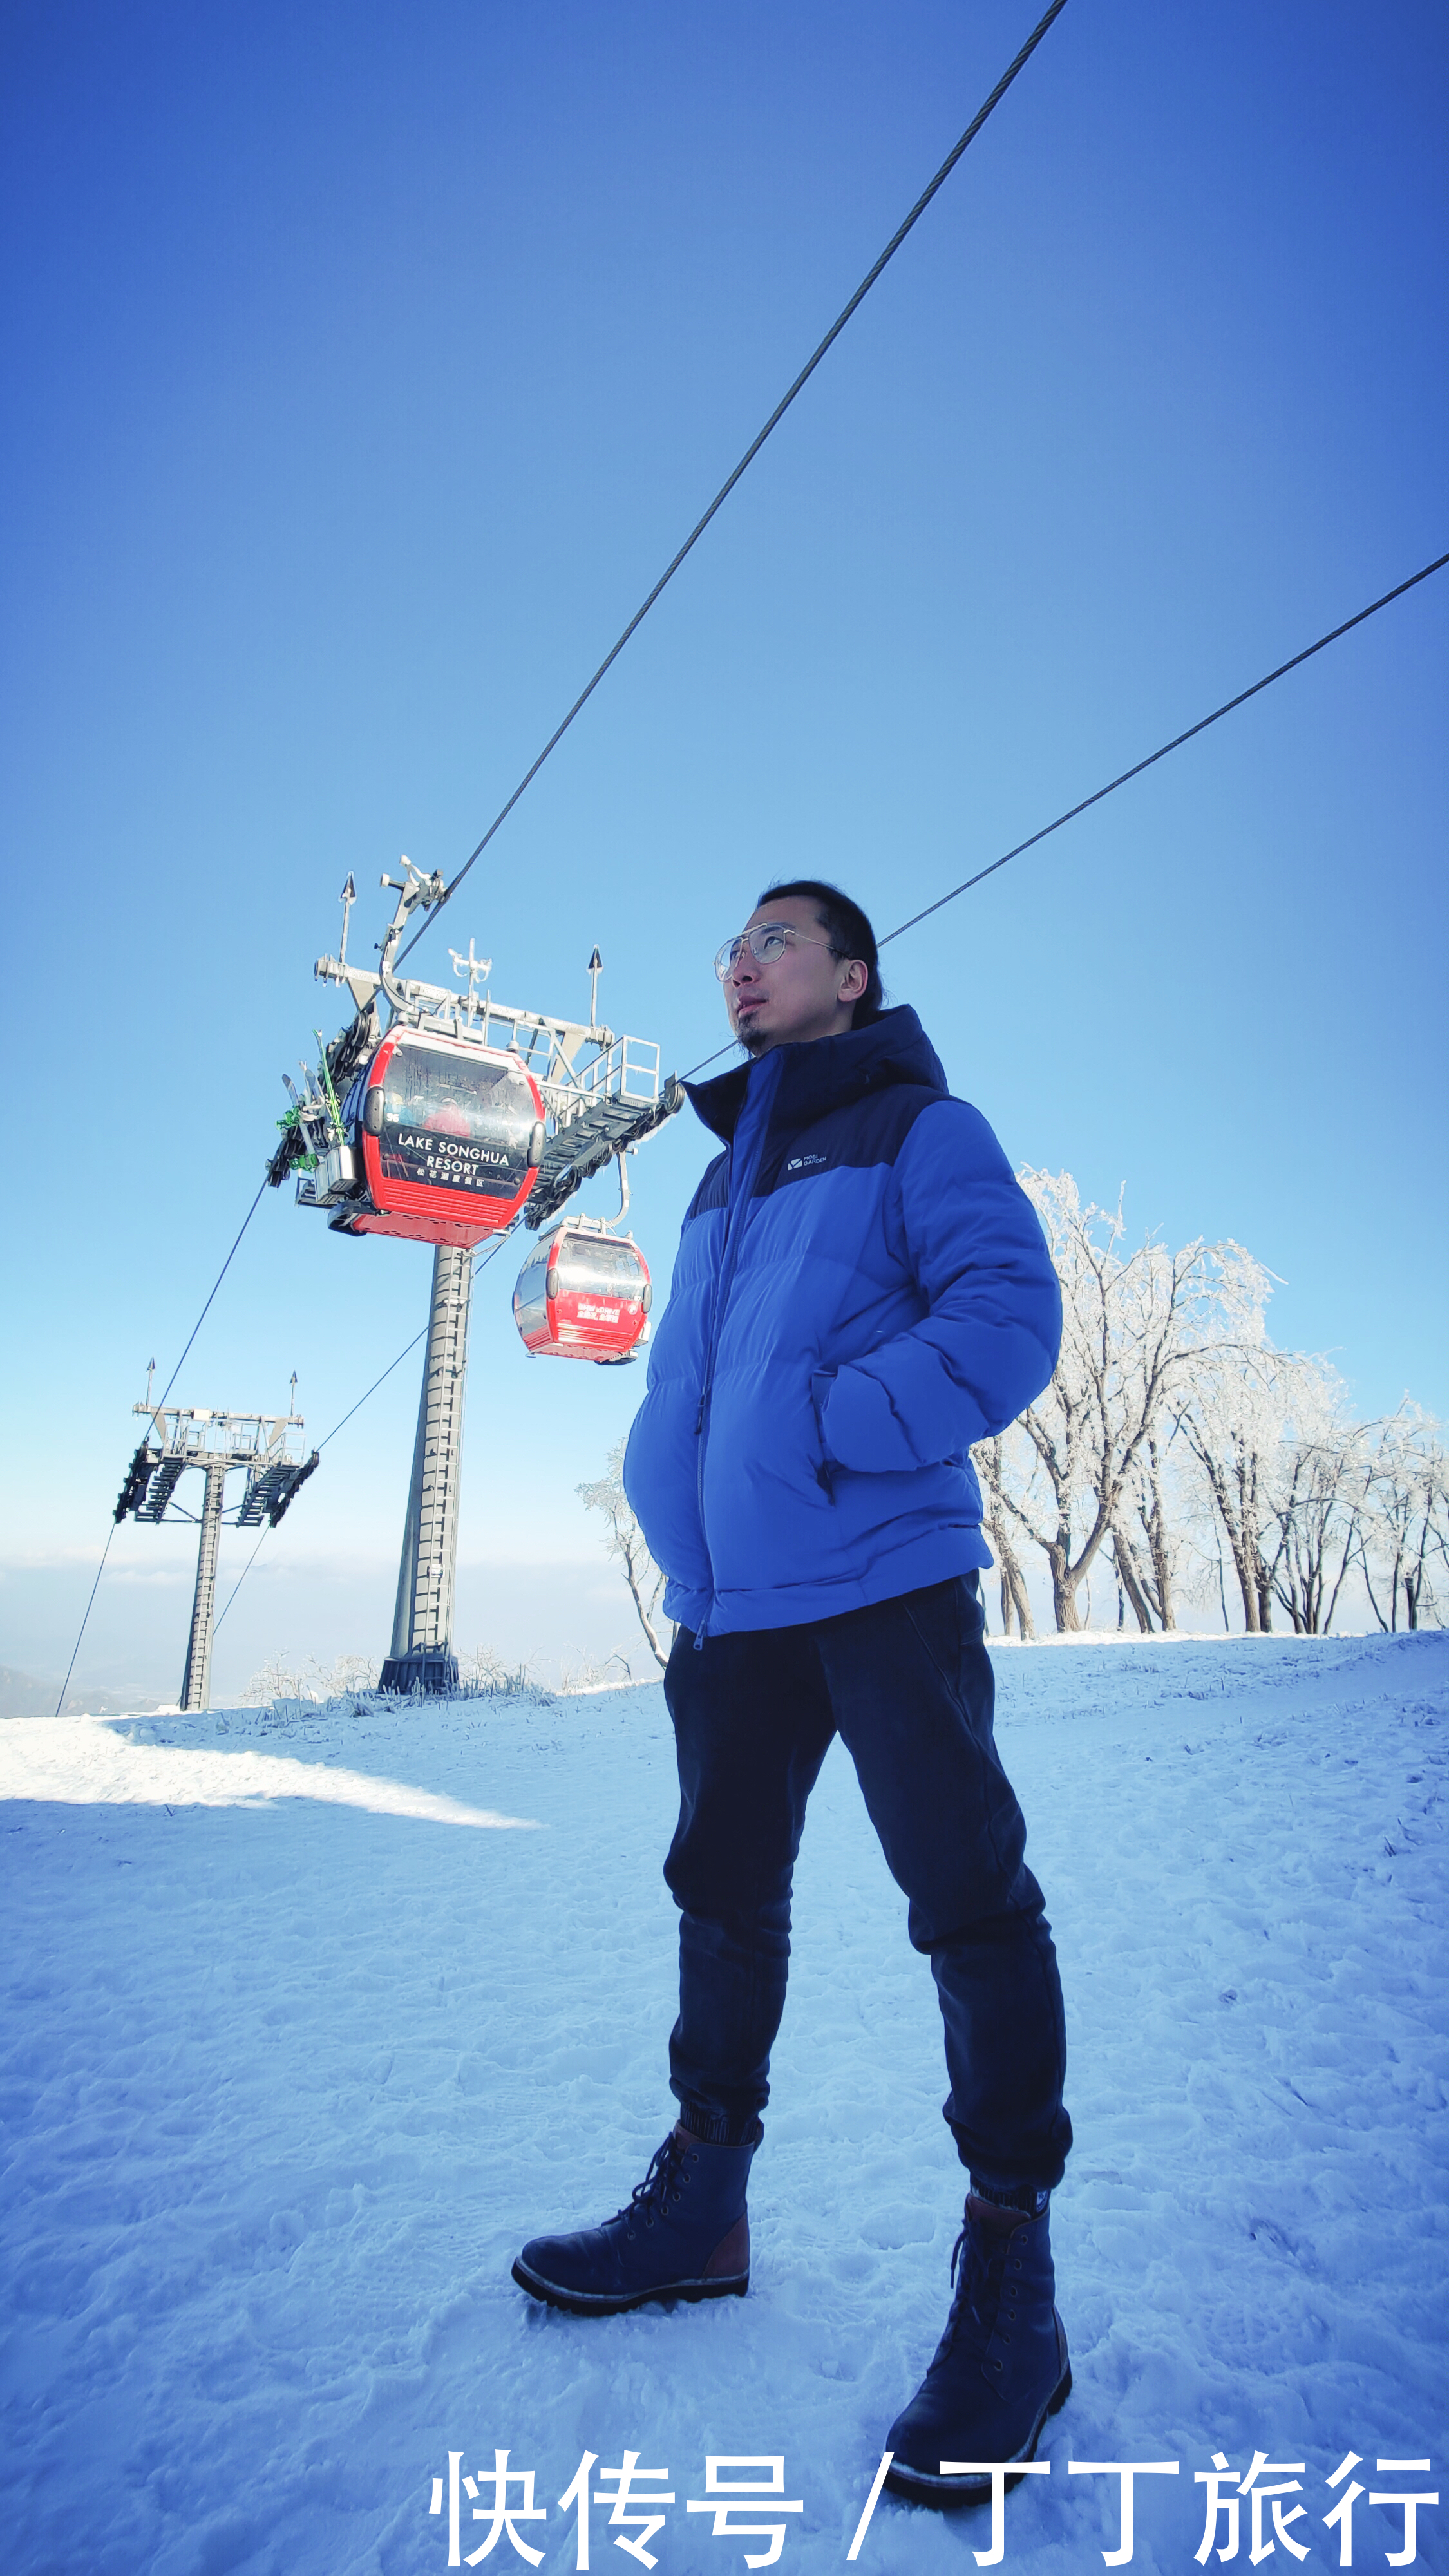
<box><xmin>1</xmin><ymin>1634</ymin><xmax>1444</xmax><ymax>2576</ymax></box>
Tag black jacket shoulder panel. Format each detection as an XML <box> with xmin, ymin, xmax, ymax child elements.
<box><xmin>685</xmin><ymin>1150</ymin><xmax>730</xmax><ymax>1221</ymax></box>
<box><xmin>685</xmin><ymin>1005</ymin><xmax>947</xmax><ymax>1146</ymax></box>
<box><xmin>757</xmin><ymin>1082</ymin><xmax>942</xmax><ymax>1195</ymax></box>
<box><xmin>682</xmin><ymin>1007</ymin><xmax>952</xmax><ymax>1215</ymax></box>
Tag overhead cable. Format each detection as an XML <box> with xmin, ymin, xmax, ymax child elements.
<box><xmin>52</xmin><ymin>1524</ymin><xmax>118</xmax><ymax>1717</ymax></box>
<box><xmin>155</xmin><ymin>1180</ymin><xmax>269</xmax><ymax>1414</ymax></box>
<box><xmin>53</xmin><ymin>1183</ymin><xmax>270</xmax><ymax>1712</ymax></box>
<box><xmin>316</xmin><ymin>1230</ymin><xmax>514</xmax><ymax>1456</ymax></box>
<box><xmin>396</xmin><ymin>0</ymin><xmax>1074</xmax><ymax>970</ymax></box>
<box><xmin>211</xmin><ymin>1233</ymin><xmax>517</xmax><ymax>1647</ymax></box>
<box><xmin>681</xmin><ymin>547</ymin><xmax>1449</xmax><ymax>1079</ymax></box>
<box><xmin>879</xmin><ymin>549</ymin><xmax>1449</xmax><ymax>951</ymax></box>
<box><xmin>214</xmin><ymin>1527</ymin><xmax>269</xmax><ymax>1635</ymax></box>
<box><xmin>316</xmin><ymin>1325</ymin><xmax>430</xmax><ymax>1456</ymax></box>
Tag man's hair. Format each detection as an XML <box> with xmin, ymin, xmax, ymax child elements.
<box><xmin>757</xmin><ymin>878</ymin><xmax>886</xmax><ymax>1025</ymax></box>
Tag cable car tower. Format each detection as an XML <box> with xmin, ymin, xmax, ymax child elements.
<box><xmin>267</xmin><ymin>866</ymin><xmax>681</xmax><ymax>1694</ymax></box>
<box><xmin>115</xmin><ymin>1388</ymin><xmax>318</xmax><ymax>1711</ymax></box>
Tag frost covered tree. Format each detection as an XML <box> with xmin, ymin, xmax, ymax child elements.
<box><xmin>1108</xmin><ymin>1431</ymin><xmax>1195</xmax><ymax>1632</ymax></box>
<box><xmin>1260</xmin><ymin>1364</ymin><xmax>1370</xmax><ymax>1635</ymax></box>
<box><xmin>329</xmin><ymin>1652</ymin><xmax>380</xmax><ymax>1696</ymax></box>
<box><xmin>243</xmin><ymin>1650</ymin><xmax>380</xmax><ymax>1703</ymax></box>
<box><xmin>242</xmin><ymin>1653</ymin><xmax>337</xmax><ymax>1703</ymax></box>
<box><xmin>578</xmin><ymin>1437</ymin><xmax>672</xmax><ymax>1669</ymax></box>
<box><xmin>977</xmin><ymin>1167</ymin><xmax>1441</xmax><ymax>1640</ymax></box>
<box><xmin>986</xmin><ymin>1171</ymin><xmax>1271</xmax><ymax>1632</ymax></box>
<box><xmin>977</xmin><ymin>1437</ymin><xmax>1036</xmax><ymax>1638</ymax></box>
<box><xmin>1172</xmin><ymin>1343</ymin><xmax>1287</xmax><ymax>1633</ymax></box>
<box><xmin>1177</xmin><ymin>1350</ymin><xmax>1374</xmax><ymax>1636</ymax></box>
<box><xmin>1360</xmin><ymin>1407</ymin><xmax>1448</xmax><ymax>1631</ymax></box>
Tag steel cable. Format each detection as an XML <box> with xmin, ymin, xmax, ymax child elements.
<box><xmin>53</xmin><ymin>1182</ymin><xmax>270</xmax><ymax>1712</ymax></box>
<box><xmin>681</xmin><ymin>548</ymin><xmax>1449</xmax><ymax>1081</ymax></box>
<box><xmin>52</xmin><ymin>1524</ymin><xmax>118</xmax><ymax>1716</ymax></box>
<box><xmin>316</xmin><ymin>1229</ymin><xmax>514</xmax><ymax>1455</ymax></box>
<box><xmin>154</xmin><ymin>1180</ymin><xmax>269</xmax><ymax>1414</ymax></box>
<box><xmin>210</xmin><ymin>1231</ymin><xmax>518</xmax><ymax>1646</ymax></box>
<box><xmin>395</xmin><ymin>0</ymin><xmax>1073</xmax><ymax>970</ymax></box>
<box><xmin>878</xmin><ymin>549</ymin><xmax>1449</xmax><ymax>952</ymax></box>
<box><xmin>213</xmin><ymin>1527</ymin><xmax>269</xmax><ymax>1635</ymax></box>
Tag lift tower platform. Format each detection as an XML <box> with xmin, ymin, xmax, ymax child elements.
<box><xmin>115</xmin><ymin>1400</ymin><xmax>319</xmax><ymax>1710</ymax></box>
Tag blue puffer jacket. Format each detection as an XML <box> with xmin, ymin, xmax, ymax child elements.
<box><xmin>623</xmin><ymin>1007</ymin><xmax>1061</xmax><ymax>1638</ymax></box>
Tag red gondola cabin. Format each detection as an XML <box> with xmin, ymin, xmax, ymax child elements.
<box><xmin>513</xmin><ymin>1224</ymin><xmax>652</xmax><ymax>1362</ymax></box>
<box><xmin>341</xmin><ymin>1031</ymin><xmax>546</xmax><ymax>1246</ymax></box>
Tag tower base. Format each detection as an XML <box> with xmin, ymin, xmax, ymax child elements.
<box><xmin>379</xmin><ymin>1647</ymin><xmax>459</xmax><ymax>1697</ymax></box>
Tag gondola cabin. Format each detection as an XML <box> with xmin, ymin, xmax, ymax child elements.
<box><xmin>340</xmin><ymin>1030</ymin><xmax>546</xmax><ymax>1246</ymax></box>
<box><xmin>513</xmin><ymin>1223</ymin><xmax>652</xmax><ymax>1362</ymax></box>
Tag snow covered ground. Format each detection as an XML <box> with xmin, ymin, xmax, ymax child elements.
<box><xmin>2</xmin><ymin>1633</ymin><xmax>1444</xmax><ymax>2576</ymax></box>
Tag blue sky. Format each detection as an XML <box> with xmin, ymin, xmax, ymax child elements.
<box><xmin>2</xmin><ymin>0</ymin><xmax>1444</xmax><ymax>1697</ymax></box>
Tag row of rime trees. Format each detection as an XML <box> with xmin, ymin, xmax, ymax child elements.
<box><xmin>582</xmin><ymin>1169</ymin><xmax>1446</xmax><ymax>1657</ymax></box>
<box><xmin>978</xmin><ymin>1171</ymin><xmax>1447</xmax><ymax>1638</ymax></box>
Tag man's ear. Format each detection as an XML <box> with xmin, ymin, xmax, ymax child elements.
<box><xmin>838</xmin><ymin>958</ymin><xmax>869</xmax><ymax>1003</ymax></box>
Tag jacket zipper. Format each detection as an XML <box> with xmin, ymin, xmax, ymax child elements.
<box><xmin>693</xmin><ymin>1060</ymin><xmax>782</xmax><ymax>1642</ymax></box>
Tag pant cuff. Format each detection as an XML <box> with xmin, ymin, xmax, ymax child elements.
<box><xmin>969</xmin><ymin>2172</ymin><xmax>1050</xmax><ymax>2217</ymax></box>
<box><xmin>676</xmin><ymin>2103</ymin><xmax>764</xmax><ymax>2148</ymax></box>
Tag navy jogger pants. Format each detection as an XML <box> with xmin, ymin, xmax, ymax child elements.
<box><xmin>662</xmin><ymin>1572</ymin><xmax>1072</xmax><ymax>2189</ymax></box>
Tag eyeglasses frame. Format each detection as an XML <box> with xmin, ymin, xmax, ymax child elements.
<box><xmin>714</xmin><ymin>922</ymin><xmax>848</xmax><ymax>981</ymax></box>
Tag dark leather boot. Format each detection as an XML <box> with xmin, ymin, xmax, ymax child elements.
<box><xmin>884</xmin><ymin>2194</ymin><xmax>1070</xmax><ymax>2507</ymax></box>
<box><xmin>512</xmin><ymin>2125</ymin><xmax>757</xmax><ymax>2315</ymax></box>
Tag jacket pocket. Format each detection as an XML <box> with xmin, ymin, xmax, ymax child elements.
<box><xmin>810</xmin><ymin>1366</ymin><xmax>840</xmax><ymax>1500</ymax></box>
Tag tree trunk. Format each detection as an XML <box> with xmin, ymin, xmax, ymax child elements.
<box><xmin>1110</xmin><ymin>1528</ymin><xmax>1154</xmax><ymax>1633</ymax></box>
<box><xmin>623</xmin><ymin>1534</ymin><xmax>671</xmax><ymax>1669</ymax></box>
<box><xmin>1145</xmin><ymin>1460</ymin><xmax>1176</xmax><ymax>1630</ymax></box>
<box><xmin>988</xmin><ymin>1517</ymin><xmax>1036</xmax><ymax>1641</ymax></box>
<box><xmin>1047</xmin><ymin>1540</ymin><xmax>1083</xmax><ymax>1631</ymax></box>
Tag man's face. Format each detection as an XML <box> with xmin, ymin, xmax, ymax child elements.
<box><xmin>722</xmin><ymin>900</ymin><xmax>868</xmax><ymax>1054</ymax></box>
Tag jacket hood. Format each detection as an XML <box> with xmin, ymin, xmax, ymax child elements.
<box><xmin>686</xmin><ymin>1005</ymin><xmax>949</xmax><ymax>1146</ymax></box>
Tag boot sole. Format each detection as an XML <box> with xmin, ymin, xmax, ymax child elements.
<box><xmin>882</xmin><ymin>2359</ymin><xmax>1072</xmax><ymax>2510</ymax></box>
<box><xmin>511</xmin><ymin>2257</ymin><xmax>748</xmax><ymax>2316</ymax></box>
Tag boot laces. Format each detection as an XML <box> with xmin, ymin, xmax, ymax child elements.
<box><xmin>938</xmin><ymin>2210</ymin><xmax>1009</xmax><ymax>2360</ymax></box>
<box><xmin>619</xmin><ymin>2132</ymin><xmax>691</xmax><ymax>2234</ymax></box>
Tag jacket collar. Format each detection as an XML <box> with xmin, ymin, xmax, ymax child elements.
<box><xmin>685</xmin><ymin>1005</ymin><xmax>949</xmax><ymax>1146</ymax></box>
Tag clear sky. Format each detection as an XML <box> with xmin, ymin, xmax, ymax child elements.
<box><xmin>3</xmin><ymin>0</ymin><xmax>1444</xmax><ymax>1699</ymax></box>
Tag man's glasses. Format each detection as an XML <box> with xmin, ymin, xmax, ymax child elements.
<box><xmin>714</xmin><ymin>923</ymin><xmax>837</xmax><ymax>980</ymax></box>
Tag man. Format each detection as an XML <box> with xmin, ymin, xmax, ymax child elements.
<box><xmin>513</xmin><ymin>882</ymin><xmax>1071</xmax><ymax>2509</ymax></box>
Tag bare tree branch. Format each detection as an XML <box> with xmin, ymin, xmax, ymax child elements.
<box><xmin>578</xmin><ymin>1437</ymin><xmax>673</xmax><ymax>1669</ymax></box>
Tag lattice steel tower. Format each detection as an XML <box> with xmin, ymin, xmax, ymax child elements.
<box><xmin>383</xmin><ymin>1247</ymin><xmax>474</xmax><ymax>1693</ymax></box>
<box><xmin>115</xmin><ymin>1396</ymin><xmax>319</xmax><ymax>1710</ymax></box>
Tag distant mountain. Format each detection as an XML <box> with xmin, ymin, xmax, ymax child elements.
<box><xmin>0</xmin><ymin>1667</ymin><xmax>164</xmax><ymax>1719</ymax></box>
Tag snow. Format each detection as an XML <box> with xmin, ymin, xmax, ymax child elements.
<box><xmin>2</xmin><ymin>1633</ymin><xmax>1444</xmax><ymax>2576</ymax></box>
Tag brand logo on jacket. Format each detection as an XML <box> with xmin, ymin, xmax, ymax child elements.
<box><xmin>786</xmin><ymin>1153</ymin><xmax>829</xmax><ymax>1172</ymax></box>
